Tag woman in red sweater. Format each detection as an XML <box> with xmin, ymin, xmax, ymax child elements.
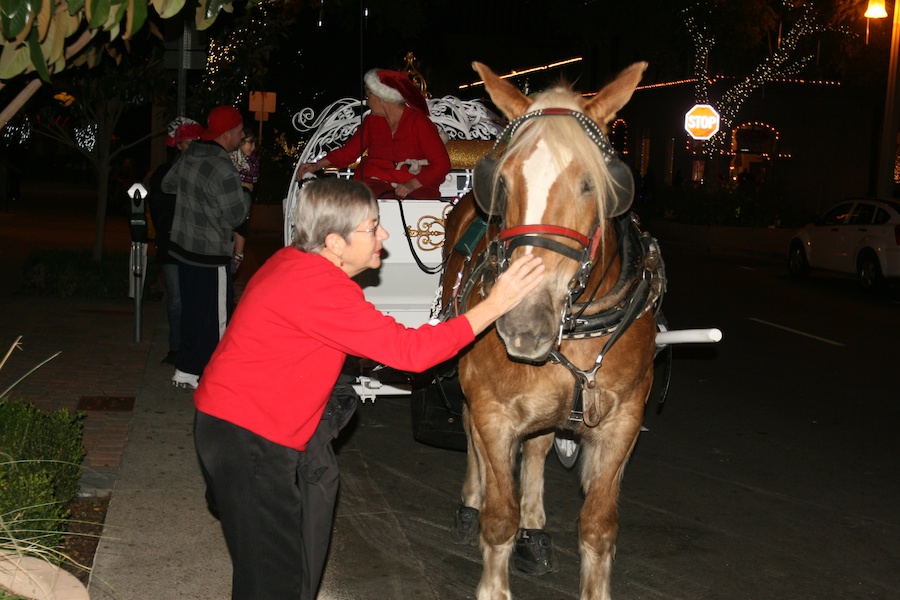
<box><xmin>193</xmin><ymin>178</ymin><xmax>543</xmax><ymax>599</ymax></box>
<box><xmin>296</xmin><ymin>68</ymin><xmax>451</xmax><ymax>199</ymax></box>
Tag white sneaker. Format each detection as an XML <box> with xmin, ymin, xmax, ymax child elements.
<box><xmin>172</xmin><ymin>369</ymin><xmax>199</xmax><ymax>390</ymax></box>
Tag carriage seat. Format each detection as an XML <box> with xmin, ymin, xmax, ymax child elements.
<box><xmin>287</xmin><ymin>95</ymin><xmax>505</xmax><ymax>202</ymax></box>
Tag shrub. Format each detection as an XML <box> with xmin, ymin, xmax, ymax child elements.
<box><xmin>0</xmin><ymin>401</ymin><xmax>86</xmax><ymax>558</ymax></box>
<box><xmin>20</xmin><ymin>249</ymin><xmax>158</xmax><ymax>299</ymax></box>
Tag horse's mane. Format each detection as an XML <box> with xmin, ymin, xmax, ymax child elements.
<box><xmin>496</xmin><ymin>86</ymin><xmax>616</xmax><ymax>227</ymax></box>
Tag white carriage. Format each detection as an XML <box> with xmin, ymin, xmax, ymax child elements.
<box><xmin>284</xmin><ymin>95</ymin><xmax>506</xmax><ymax>326</ymax></box>
<box><xmin>283</xmin><ymin>93</ymin><xmax>506</xmax><ymax>397</ymax></box>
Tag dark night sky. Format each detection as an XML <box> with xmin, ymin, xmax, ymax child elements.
<box><xmin>273</xmin><ymin>0</ymin><xmax>691</xmax><ymax>109</ymax></box>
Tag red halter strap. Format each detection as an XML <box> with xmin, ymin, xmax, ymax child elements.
<box><xmin>498</xmin><ymin>225</ymin><xmax>590</xmax><ymax>248</ymax></box>
<box><xmin>498</xmin><ymin>224</ymin><xmax>600</xmax><ymax>265</ymax></box>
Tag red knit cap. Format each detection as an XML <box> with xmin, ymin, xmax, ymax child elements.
<box><xmin>364</xmin><ymin>69</ymin><xmax>429</xmax><ymax>114</ymax></box>
<box><xmin>200</xmin><ymin>106</ymin><xmax>243</xmax><ymax>141</ymax></box>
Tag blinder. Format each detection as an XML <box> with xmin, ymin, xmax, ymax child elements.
<box><xmin>472</xmin><ymin>109</ymin><xmax>634</xmax><ymax>218</ymax></box>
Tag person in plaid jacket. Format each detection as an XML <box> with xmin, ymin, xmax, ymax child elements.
<box><xmin>162</xmin><ymin>106</ymin><xmax>250</xmax><ymax>390</ymax></box>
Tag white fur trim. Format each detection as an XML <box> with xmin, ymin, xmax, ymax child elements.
<box><xmin>364</xmin><ymin>69</ymin><xmax>405</xmax><ymax>105</ymax></box>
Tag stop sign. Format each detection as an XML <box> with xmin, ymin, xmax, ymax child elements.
<box><xmin>684</xmin><ymin>104</ymin><xmax>720</xmax><ymax>140</ymax></box>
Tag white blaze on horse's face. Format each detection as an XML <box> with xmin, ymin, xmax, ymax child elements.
<box><xmin>496</xmin><ymin>139</ymin><xmax>577</xmax><ymax>363</ymax></box>
<box><xmin>521</xmin><ymin>139</ymin><xmax>572</xmax><ymax>235</ymax></box>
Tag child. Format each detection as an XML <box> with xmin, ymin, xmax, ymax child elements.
<box><xmin>230</xmin><ymin>127</ymin><xmax>259</xmax><ymax>272</ymax></box>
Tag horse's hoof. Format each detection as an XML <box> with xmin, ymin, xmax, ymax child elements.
<box><xmin>513</xmin><ymin>528</ymin><xmax>557</xmax><ymax>575</ymax></box>
<box><xmin>450</xmin><ymin>505</ymin><xmax>480</xmax><ymax>545</ymax></box>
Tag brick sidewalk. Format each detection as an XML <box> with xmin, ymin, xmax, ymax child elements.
<box><xmin>0</xmin><ymin>297</ymin><xmax>158</xmax><ymax>495</ymax></box>
<box><xmin>1</xmin><ymin>188</ymin><xmax>156</xmax><ymax>496</ymax></box>
<box><xmin>0</xmin><ymin>184</ymin><xmax>283</xmax><ymax>496</ymax></box>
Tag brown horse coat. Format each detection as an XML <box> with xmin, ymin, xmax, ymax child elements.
<box><xmin>442</xmin><ymin>61</ymin><xmax>655</xmax><ymax>600</ymax></box>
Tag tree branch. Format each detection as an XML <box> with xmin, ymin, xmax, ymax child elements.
<box><xmin>0</xmin><ymin>30</ymin><xmax>97</xmax><ymax>130</ymax></box>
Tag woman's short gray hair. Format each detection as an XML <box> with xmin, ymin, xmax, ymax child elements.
<box><xmin>291</xmin><ymin>178</ymin><xmax>377</xmax><ymax>253</ymax></box>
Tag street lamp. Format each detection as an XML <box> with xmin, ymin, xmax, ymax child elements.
<box><xmin>867</xmin><ymin>0</ymin><xmax>900</xmax><ymax>198</ymax></box>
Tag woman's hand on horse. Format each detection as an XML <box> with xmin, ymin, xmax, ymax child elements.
<box><xmin>464</xmin><ymin>254</ymin><xmax>544</xmax><ymax>336</ymax></box>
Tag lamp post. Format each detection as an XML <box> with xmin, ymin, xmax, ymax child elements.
<box><xmin>867</xmin><ymin>0</ymin><xmax>900</xmax><ymax>198</ymax></box>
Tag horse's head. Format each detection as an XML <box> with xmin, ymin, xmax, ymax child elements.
<box><xmin>472</xmin><ymin>61</ymin><xmax>647</xmax><ymax>363</ymax></box>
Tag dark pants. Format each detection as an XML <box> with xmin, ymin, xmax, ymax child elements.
<box><xmin>194</xmin><ymin>381</ymin><xmax>358</xmax><ymax>600</ymax></box>
<box><xmin>176</xmin><ymin>262</ymin><xmax>231</xmax><ymax>376</ymax></box>
<box><xmin>160</xmin><ymin>262</ymin><xmax>181</xmax><ymax>353</ymax></box>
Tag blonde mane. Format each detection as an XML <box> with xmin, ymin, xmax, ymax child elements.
<box><xmin>495</xmin><ymin>86</ymin><xmax>617</xmax><ymax>226</ymax></box>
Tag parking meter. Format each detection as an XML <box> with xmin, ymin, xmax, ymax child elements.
<box><xmin>128</xmin><ymin>183</ymin><xmax>148</xmax><ymax>242</ymax></box>
<box><xmin>128</xmin><ymin>183</ymin><xmax>148</xmax><ymax>341</ymax></box>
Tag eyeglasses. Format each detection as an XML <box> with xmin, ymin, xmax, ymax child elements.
<box><xmin>351</xmin><ymin>221</ymin><xmax>380</xmax><ymax>235</ymax></box>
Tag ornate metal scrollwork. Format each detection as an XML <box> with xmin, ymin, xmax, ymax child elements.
<box><xmin>406</xmin><ymin>204</ymin><xmax>453</xmax><ymax>251</ymax></box>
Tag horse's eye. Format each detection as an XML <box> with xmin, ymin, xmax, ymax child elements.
<box><xmin>496</xmin><ymin>176</ymin><xmax>507</xmax><ymax>198</ymax></box>
<box><xmin>580</xmin><ymin>179</ymin><xmax>594</xmax><ymax>195</ymax></box>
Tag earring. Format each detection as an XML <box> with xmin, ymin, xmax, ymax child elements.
<box><xmin>339</xmin><ymin>255</ymin><xmax>344</xmax><ymax>267</ymax></box>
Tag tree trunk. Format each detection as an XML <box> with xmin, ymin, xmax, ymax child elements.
<box><xmin>91</xmin><ymin>106</ymin><xmax>115</xmax><ymax>262</ymax></box>
<box><xmin>93</xmin><ymin>164</ymin><xmax>111</xmax><ymax>261</ymax></box>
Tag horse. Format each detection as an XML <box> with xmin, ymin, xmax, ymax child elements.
<box><xmin>439</xmin><ymin>61</ymin><xmax>665</xmax><ymax>600</ymax></box>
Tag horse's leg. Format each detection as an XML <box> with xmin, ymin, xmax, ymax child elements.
<box><xmin>452</xmin><ymin>404</ymin><xmax>483</xmax><ymax>544</ymax></box>
<box><xmin>470</xmin><ymin>416</ymin><xmax>519</xmax><ymax>600</ymax></box>
<box><xmin>513</xmin><ymin>431</ymin><xmax>557</xmax><ymax>574</ymax></box>
<box><xmin>577</xmin><ymin>386</ymin><xmax>649</xmax><ymax>600</ymax></box>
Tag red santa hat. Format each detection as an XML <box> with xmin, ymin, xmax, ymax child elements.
<box><xmin>364</xmin><ymin>68</ymin><xmax>430</xmax><ymax>114</ymax></box>
<box><xmin>165</xmin><ymin>117</ymin><xmax>201</xmax><ymax>147</ymax></box>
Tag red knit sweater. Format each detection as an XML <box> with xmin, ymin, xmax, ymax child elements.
<box><xmin>325</xmin><ymin>107</ymin><xmax>451</xmax><ymax>190</ymax></box>
<box><xmin>194</xmin><ymin>247</ymin><xmax>474</xmax><ymax>451</ymax></box>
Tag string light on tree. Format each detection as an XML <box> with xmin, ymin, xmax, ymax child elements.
<box><xmin>74</xmin><ymin>124</ymin><xmax>96</xmax><ymax>152</ymax></box>
<box><xmin>682</xmin><ymin>1</ymin><xmax>826</xmax><ymax>156</ymax></box>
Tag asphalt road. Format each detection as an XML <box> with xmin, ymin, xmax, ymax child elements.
<box><xmin>318</xmin><ymin>246</ymin><xmax>900</xmax><ymax>600</ymax></box>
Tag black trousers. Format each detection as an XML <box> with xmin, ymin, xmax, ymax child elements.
<box><xmin>194</xmin><ymin>382</ymin><xmax>358</xmax><ymax>600</ymax></box>
<box><xmin>176</xmin><ymin>262</ymin><xmax>231</xmax><ymax>377</ymax></box>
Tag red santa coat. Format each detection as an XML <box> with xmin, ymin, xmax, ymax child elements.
<box><xmin>194</xmin><ymin>246</ymin><xmax>474</xmax><ymax>451</ymax></box>
<box><xmin>325</xmin><ymin>107</ymin><xmax>451</xmax><ymax>194</ymax></box>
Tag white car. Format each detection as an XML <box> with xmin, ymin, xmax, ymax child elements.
<box><xmin>787</xmin><ymin>198</ymin><xmax>900</xmax><ymax>289</ymax></box>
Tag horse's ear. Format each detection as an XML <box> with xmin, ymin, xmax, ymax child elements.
<box><xmin>583</xmin><ymin>61</ymin><xmax>648</xmax><ymax>128</ymax></box>
<box><xmin>472</xmin><ymin>61</ymin><xmax>532</xmax><ymax>120</ymax></box>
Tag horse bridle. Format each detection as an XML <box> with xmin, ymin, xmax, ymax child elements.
<box><xmin>472</xmin><ymin>107</ymin><xmax>635</xmax><ymax>221</ymax></box>
<box><xmin>474</xmin><ymin>107</ymin><xmax>634</xmax><ymax>310</ymax></box>
<box><xmin>457</xmin><ymin>110</ymin><xmax>661</xmax><ymax>428</ymax></box>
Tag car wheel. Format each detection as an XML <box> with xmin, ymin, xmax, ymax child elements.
<box><xmin>857</xmin><ymin>252</ymin><xmax>884</xmax><ymax>291</ymax></box>
<box><xmin>788</xmin><ymin>241</ymin><xmax>810</xmax><ymax>278</ymax></box>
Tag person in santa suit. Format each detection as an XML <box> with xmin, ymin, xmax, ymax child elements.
<box><xmin>296</xmin><ymin>68</ymin><xmax>452</xmax><ymax>199</ymax></box>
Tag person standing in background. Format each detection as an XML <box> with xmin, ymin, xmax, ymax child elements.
<box><xmin>230</xmin><ymin>126</ymin><xmax>260</xmax><ymax>273</ymax></box>
<box><xmin>162</xmin><ymin>106</ymin><xmax>249</xmax><ymax>390</ymax></box>
<box><xmin>148</xmin><ymin>117</ymin><xmax>202</xmax><ymax>365</ymax></box>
